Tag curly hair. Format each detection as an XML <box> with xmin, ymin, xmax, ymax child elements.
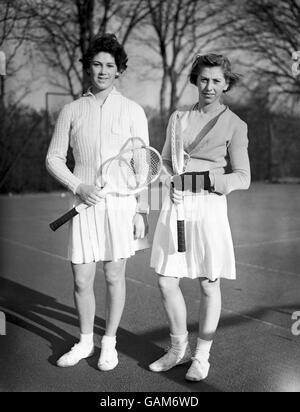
<box><xmin>189</xmin><ymin>54</ymin><xmax>240</xmax><ymax>92</ymax></box>
<box><xmin>81</xmin><ymin>33</ymin><xmax>128</xmax><ymax>73</ymax></box>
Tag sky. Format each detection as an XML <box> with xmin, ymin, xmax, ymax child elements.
<box><xmin>6</xmin><ymin>39</ymin><xmax>201</xmax><ymax>115</ymax></box>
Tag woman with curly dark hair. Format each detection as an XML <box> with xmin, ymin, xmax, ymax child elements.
<box><xmin>46</xmin><ymin>34</ymin><xmax>149</xmax><ymax>371</ymax></box>
<box><xmin>149</xmin><ymin>53</ymin><xmax>251</xmax><ymax>381</ymax></box>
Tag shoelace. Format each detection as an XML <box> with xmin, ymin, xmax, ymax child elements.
<box><xmin>164</xmin><ymin>346</ymin><xmax>183</xmax><ymax>355</ymax></box>
<box><xmin>68</xmin><ymin>343</ymin><xmax>92</xmax><ymax>354</ymax></box>
<box><xmin>191</xmin><ymin>356</ymin><xmax>209</xmax><ymax>364</ymax></box>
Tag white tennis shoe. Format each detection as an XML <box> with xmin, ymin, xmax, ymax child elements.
<box><xmin>185</xmin><ymin>357</ymin><xmax>210</xmax><ymax>381</ymax></box>
<box><xmin>149</xmin><ymin>343</ymin><xmax>192</xmax><ymax>372</ymax></box>
<box><xmin>98</xmin><ymin>346</ymin><xmax>119</xmax><ymax>371</ymax></box>
<box><xmin>56</xmin><ymin>342</ymin><xmax>94</xmax><ymax>367</ymax></box>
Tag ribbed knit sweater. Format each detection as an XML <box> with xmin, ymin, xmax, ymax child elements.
<box><xmin>46</xmin><ymin>88</ymin><xmax>149</xmax><ymax>195</ymax></box>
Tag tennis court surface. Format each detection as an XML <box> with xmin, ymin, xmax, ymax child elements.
<box><xmin>0</xmin><ymin>182</ymin><xmax>300</xmax><ymax>392</ymax></box>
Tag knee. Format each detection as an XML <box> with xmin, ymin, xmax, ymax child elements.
<box><xmin>200</xmin><ymin>278</ymin><xmax>220</xmax><ymax>298</ymax></box>
<box><xmin>74</xmin><ymin>276</ymin><xmax>94</xmax><ymax>294</ymax></box>
<box><xmin>158</xmin><ymin>276</ymin><xmax>179</xmax><ymax>296</ymax></box>
<box><xmin>105</xmin><ymin>269</ymin><xmax>125</xmax><ymax>287</ymax></box>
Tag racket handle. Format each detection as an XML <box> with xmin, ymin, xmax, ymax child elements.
<box><xmin>49</xmin><ymin>207</ymin><xmax>78</xmax><ymax>231</ymax></box>
<box><xmin>176</xmin><ymin>202</ymin><xmax>186</xmax><ymax>252</ymax></box>
<box><xmin>177</xmin><ymin>220</ymin><xmax>186</xmax><ymax>252</ymax></box>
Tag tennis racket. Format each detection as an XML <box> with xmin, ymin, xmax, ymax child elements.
<box><xmin>49</xmin><ymin>145</ymin><xmax>162</xmax><ymax>231</ymax></box>
<box><xmin>170</xmin><ymin>112</ymin><xmax>189</xmax><ymax>253</ymax></box>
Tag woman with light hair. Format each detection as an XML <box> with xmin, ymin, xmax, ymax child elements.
<box><xmin>150</xmin><ymin>53</ymin><xmax>251</xmax><ymax>381</ymax></box>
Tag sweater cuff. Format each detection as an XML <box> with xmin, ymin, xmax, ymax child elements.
<box><xmin>69</xmin><ymin>178</ymin><xmax>83</xmax><ymax>195</ymax></box>
<box><xmin>136</xmin><ymin>203</ymin><xmax>150</xmax><ymax>214</ymax></box>
<box><xmin>208</xmin><ymin>172</ymin><xmax>216</xmax><ymax>192</ymax></box>
<box><xmin>209</xmin><ymin>173</ymin><xmax>225</xmax><ymax>195</ymax></box>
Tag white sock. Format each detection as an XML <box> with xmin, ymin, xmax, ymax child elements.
<box><xmin>194</xmin><ymin>338</ymin><xmax>213</xmax><ymax>362</ymax></box>
<box><xmin>170</xmin><ymin>332</ymin><xmax>188</xmax><ymax>352</ymax></box>
<box><xmin>79</xmin><ymin>332</ymin><xmax>94</xmax><ymax>346</ymax></box>
<box><xmin>101</xmin><ymin>335</ymin><xmax>117</xmax><ymax>348</ymax></box>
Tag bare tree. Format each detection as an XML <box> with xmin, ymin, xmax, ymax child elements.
<box><xmin>18</xmin><ymin>0</ymin><xmax>150</xmax><ymax>97</ymax></box>
<box><xmin>0</xmin><ymin>0</ymin><xmax>33</xmax><ymax>108</ymax></box>
<box><xmin>224</xmin><ymin>0</ymin><xmax>300</xmax><ymax>111</ymax></box>
<box><xmin>139</xmin><ymin>0</ymin><xmax>235</xmax><ymax>119</ymax></box>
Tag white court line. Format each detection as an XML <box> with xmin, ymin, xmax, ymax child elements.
<box><xmin>235</xmin><ymin>237</ymin><xmax>300</xmax><ymax>248</ymax></box>
<box><xmin>110</xmin><ymin>273</ymin><xmax>291</xmax><ymax>333</ymax></box>
<box><xmin>0</xmin><ymin>235</ymin><xmax>293</xmax><ymax>334</ymax></box>
<box><xmin>0</xmin><ymin>236</ymin><xmax>68</xmax><ymax>262</ymax></box>
<box><xmin>0</xmin><ymin>193</ymin><xmax>67</xmax><ymax>200</ymax></box>
<box><xmin>236</xmin><ymin>260</ymin><xmax>300</xmax><ymax>278</ymax></box>
<box><xmin>0</xmin><ymin>216</ymin><xmax>52</xmax><ymax>223</ymax></box>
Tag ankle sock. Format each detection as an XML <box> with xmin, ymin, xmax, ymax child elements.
<box><xmin>194</xmin><ymin>338</ymin><xmax>213</xmax><ymax>362</ymax></box>
<box><xmin>79</xmin><ymin>332</ymin><xmax>94</xmax><ymax>346</ymax></box>
<box><xmin>170</xmin><ymin>332</ymin><xmax>188</xmax><ymax>352</ymax></box>
<box><xmin>101</xmin><ymin>335</ymin><xmax>117</xmax><ymax>348</ymax></box>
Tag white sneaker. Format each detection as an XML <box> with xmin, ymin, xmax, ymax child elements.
<box><xmin>56</xmin><ymin>343</ymin><xmax>94</xmax><ymax>367</ymax></box>
<box><xmin>98</xmin><ymin>346</ymin><xmax>119</xmax><ymax>371</ymax></box>
<box><xmin>149</xmin><ymin>344</ymin><xmax>192</xmax><ymax>372</ymax></box>
<box><xmin>185</xmin><ymin>357</ymin><xmax>210</xmax><ymax>381</ymax></box>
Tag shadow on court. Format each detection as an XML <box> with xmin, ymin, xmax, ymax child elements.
<box><xmin>1</xmin><ymin>185</ymin><xmax>300</xmax><ymax>392</ymax></box>
<box><xmin>0</xmin><ymin>278</ymin><xmax>218</xmax><ymax>392</ymax></box>
<box><xmin>1</xmin><ymin>277</ymin><xmax>300</xmax><ymax>392</ymax></box>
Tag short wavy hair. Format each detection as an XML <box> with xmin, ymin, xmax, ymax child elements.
<box><xmin>189</xmin><ymin>53</ymin><xmax>240</xmax><ymax>92</ymax></box>
<box><xmin>81</xmin><ymin>33</ymin><xmax>128</xmax><ymax>73</ymax></box>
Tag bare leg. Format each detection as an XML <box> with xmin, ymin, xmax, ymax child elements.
<box><xmin>103</xmin><ymin>259</ymin><xmax>127</xmax><ymax>337</ymax></box>
<box><xmin>185</xmin><ymin>278</ymin><xmax>221</xmax><ymax>381</ymax></box>
<box><xmin>149</xmin><ymin>276</ymin><xmax>190</xmax><ymax>372</ymax></box>
<box><xmin>56</xmin><ymin>262</ymin><xmax>96</xmax><ymax>367</ymax></box>
<box><xmin>71</xmin><ymin>262</ymin><xmax>97</xmax><ymax>334</ymax></box>
<box><xmin>158</xmin><ymin>275</ymin><xmax>187</xmax><ymax>335</ymax></box>
<box><xmin>198</xmin><ymin>278</ymin><xmax>221</xmax><ymax>341</ymax></box>
<box><xmin>97</xmin><ymin>259</ymin><xmax>127</xmax><ymax>371</ymax></box>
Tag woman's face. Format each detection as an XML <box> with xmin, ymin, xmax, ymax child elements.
<box><xmin>89</xmin><ymin>52</ymin><xmax>118</xmax><ymax>93</ymax></box>
<box><xmin>197</xmin><ymin>66</ymin><xmax>229</xmax><ymax>105</ymax></box>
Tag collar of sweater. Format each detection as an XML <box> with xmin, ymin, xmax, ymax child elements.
<box><xmin>82</xmin><ymin>86</ymin><xmax>120</xmax><ymax>99</ymax></box>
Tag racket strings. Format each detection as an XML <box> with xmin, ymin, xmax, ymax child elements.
<box><xmin>106</xmin><ymin>148</ymin><xmax>161</xmax><ymax>193</ymax></box>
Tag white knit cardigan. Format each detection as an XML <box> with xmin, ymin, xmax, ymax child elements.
<box><xmin>46</xmin><ymin>88</ymin><xmax>150</xmax><ymax>209</ymax></box>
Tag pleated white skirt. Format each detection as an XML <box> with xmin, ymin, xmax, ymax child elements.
<box><xmin>150</xmin><ymin>193</ymin><xmax>236</xmax><ymax>280</ymax></box>
<box><xmin>68</xmin><ymin>194</ymin><xmax>149</xmax><ymax>264</ymax></box>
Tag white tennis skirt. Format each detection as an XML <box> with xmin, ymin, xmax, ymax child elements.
<box><xmin>68</xmin><ymin>194</ymin><xmax>149</xmax><ymax>264</ymax></box>
<box><xmin>150</xmin><ymin>192</ymin><xmax>236</xmax><ymax>280</ymax></box>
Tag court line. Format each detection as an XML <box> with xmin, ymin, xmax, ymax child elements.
<box><xmin>0</xmin><ymin>193</ymin><xmax>67</xmax><ymax>200</ymax></box>
<box><xmin>236</xmin><ymin>260</ymin><xmax>300</xmax><ymax>278</ymax></box>
<box><xmin>0</xmin><ymin>235</ymin><xmax>293</xmax><ymax>334</ymax></box>
<box><xmin>123</xmin><ymin>276</ymin><xmax>292</xmax><ymax>333</ymax></box>
<box><xmin>0</xmin><ymin>216</ymin><xmax>53</xmax><ymax>223</ymax></box>
<box><xmin>0</xmin><ymin>236</ymin><xmax>68</xmax><ymax>262</ymax></box>
<box><xmin>3</xmin><ymin>236</ymin><xmax>299</xmax><ymax>280</ymax></box>
<box><xmin>235</xmin><ymin>237</ymin><xmax>300</xmax><ymax>248</ymax></box>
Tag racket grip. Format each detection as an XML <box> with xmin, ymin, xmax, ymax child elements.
<box><xmin>49</xmin><ymin>207</ymin><xmax>78</xmax><ymax>231</ymax></box>
<box><xmin>177</xmin><ymin>220</ymin><xmax>186</xmax><ymax>253</ymax></box>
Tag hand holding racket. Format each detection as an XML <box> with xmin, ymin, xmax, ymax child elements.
<box><xmin>49</xmin><ymin>145</ymin><xmax>162</xmax><ymax>231</ymax></box>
